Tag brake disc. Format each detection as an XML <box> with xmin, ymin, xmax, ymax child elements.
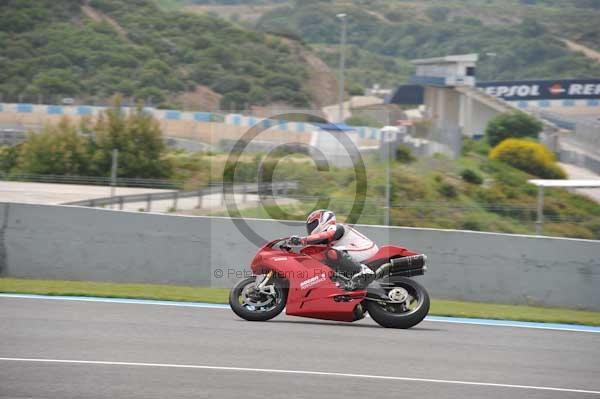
<box><xmin>387</xmin><ymin>287</ymin><xmax>409</xmax><ymax>303</ymax></box>
<box><xmin>242</xmin><ymin>284</ymin><xmax>274</xmax><ymax>308</ymax></box>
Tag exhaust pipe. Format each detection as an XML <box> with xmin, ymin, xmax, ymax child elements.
<box><xmin>375</xmin><ymin>255</ymin><xmax>427</xmax><ymax>279</ymax></box>
<box><xmin>391</xmin><ymin>255</ymin><xmax>427</xmax><ymax>271</ymax></box>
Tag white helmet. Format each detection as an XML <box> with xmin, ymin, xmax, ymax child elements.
<box><xmin>306</xmin><ymin>209</ymin><xmax>336</xmax><ymax>235</ymax></box>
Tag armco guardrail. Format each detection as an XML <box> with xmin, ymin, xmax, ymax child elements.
<box><xmin>1</xmin><ymin>173</ymin><xmax>181</xmax><ymax>189</ymax></box>
<box><xmin>0</xmin><ymin>202</ymin><xmax>599</xmax><ymax>310</ymax></box>
<box><xmin>62</xmin><ymin>181</ymin><xmax>298</xmax><ymax>209</ymax></box>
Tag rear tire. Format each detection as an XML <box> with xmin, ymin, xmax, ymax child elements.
<box><xmin>365</xmin><ymin>277</ymin><xmax>430</xmax><ymax>329</ymax></box>
<box><xmin>229</xmin><ymin>277</ymin><xmax>287</xmax><ymax>322</ymax></box>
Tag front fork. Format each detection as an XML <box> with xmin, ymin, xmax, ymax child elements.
<box><xmin>255</xmin><ymin>271</ymin><xmax>275</xmax><ymax>296</ymax></box>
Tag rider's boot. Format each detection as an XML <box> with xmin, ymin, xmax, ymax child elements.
<box><xmin>347</xmin><ymin>264</ymin><xmax>375</xmax><ymax>290</ymax></box>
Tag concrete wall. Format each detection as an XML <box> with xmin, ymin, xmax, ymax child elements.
<box><xmin>1</xmin><ymin>202</ymin><xmax>599</xmax><ymax>310</ymax></box>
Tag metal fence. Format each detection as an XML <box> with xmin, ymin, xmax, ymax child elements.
<box><xmin>63</xmin><ymin>181</ymin><xmax>299</xmax><ymax>212</ymax></box>
<box><xmin>0</xmin><ymin>173</ymin><xmax>181</xmax><ymax>189</ymax></box>
<box><xmin>237</xmin><ymin>194</ymin><xmax>599</xmax><ymax>238</ymax></box>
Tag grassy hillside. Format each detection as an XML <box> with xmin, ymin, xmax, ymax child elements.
<box><xmin>0</xmin><ymin>0</ymin><xmax>312</xmax><ymax>109</ymax></box>
<box><xmin>167</xmin><ymin>0</ymin><xmax>600</xmax><ymax>90</ymax></box>
<box><xmin>198</xmin><ymin>141</ymin><xmax>600</xmax><ymax>240</ymax></box>
<box><xmin>256</xmin><ymin>0</ymin><xmax>600</xmax><ymax>88</ymax></box>
<box><xmin>3</xmin><ymin>0</ymin><xmax>596</xmax><ymax>106</ymax></box>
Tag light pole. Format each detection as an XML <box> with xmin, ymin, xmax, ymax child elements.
<box><xmin>337</xmin><ymin>13</ymin><xmax>347</xmax><ymax>123</ymax></box>
<box><xmin>381</xmin><ymin>126</ymin><xmax>400</xmax><ymax>226</ymax></box>
<box><xmin>110</xmin><ymin>149</ymin><xmax>119</xmax><ymax>208</ymax></box>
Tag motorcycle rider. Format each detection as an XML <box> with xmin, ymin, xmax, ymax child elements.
<box><xmin>288</xmin><ymin>209</ymin><xmax>377</xmax><ymax>290</ymax></box>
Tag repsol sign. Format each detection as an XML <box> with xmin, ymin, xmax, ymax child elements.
<box><xmin>476</xmin><ymin>79</ymin><xmax>600</xmax><ymax>101</ymax></box>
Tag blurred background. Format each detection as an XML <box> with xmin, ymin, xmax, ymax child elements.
<box><xmin>1</xmin><ymin>0</ymin><xmax>599</xmax><ymax>239</ymax></box>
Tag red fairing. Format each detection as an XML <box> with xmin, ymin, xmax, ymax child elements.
<box><xmin>250</xmin><ymin>240</ymin><xmax>362</xmax><ymax>322</ymax></box>
<box><xmin>249</xmin><ymin>239</ymin><xmax>420</xmax><ymax>323</ymax></box>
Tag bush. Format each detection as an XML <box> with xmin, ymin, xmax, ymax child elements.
<box><xmin>0</xmin><ymin>145</ymin><xmax>20</xmax><ymax>173</ymax></box>
<box><xmin>489</xmin><ymin>139</ymin><xmax>566</xmax><ymax>179</ymax></box>
<box><xmin>347</xmin><ymin>81</ymin><xmax>365</xmax><ymax>96</ymax></box>
<box><xmin>395</xmin><ymin>145</ymin><xmax>416</xmax><ymax>163</ymax></box>
<box><xmin>16</xmin><ymin>118</ymin><xmax>92</xmax><ymax>175</ymax></box>
<box><xmin>461</xmin><ymin>218</ymin><xmax>483</xmax><ymax>231</ymax></box>
<box><xmin>438</xmin><ymin>181</ymin><xmax>457</xmax><ymax>198</ymax></box>
<box><xmin>461</xmin><ymin>136</ymin><xmax>490</xmax><ymax>156</ymax></box>
<box><xmin>485</xmin><ymin>112</ymin><xmax>543</xmax><ymax>147</ymax></box>
<box><xmin>460</xmin><ymin>168</ymin><xmax>483</xmax><ymax>185</ymax></box>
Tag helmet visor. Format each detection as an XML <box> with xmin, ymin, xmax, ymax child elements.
<box><xmin>307</xmin><ymin>219</ymin><xmax>319</xmax><ymax>235</ymax></box>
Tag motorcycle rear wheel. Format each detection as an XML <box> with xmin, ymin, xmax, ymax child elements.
<box><xmin>229</xmin><ymin>277</ymin><xmax>287</xmax><ymax>321</ymax></box>
<box><xmin>365</xmin><ymin>277</ymin><xmax>430</xmax><ymax>329</ymax></box>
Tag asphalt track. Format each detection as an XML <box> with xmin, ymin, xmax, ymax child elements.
<box><xmin>1</xmin><ymin>296</ymin><xmax>599</xmax><ymax>399</ymax></box>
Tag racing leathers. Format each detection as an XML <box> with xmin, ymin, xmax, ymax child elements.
<box><xmin>291</xmin><ymin>224</ymin><xmax>377</xmax><ymax>290</ymax></box>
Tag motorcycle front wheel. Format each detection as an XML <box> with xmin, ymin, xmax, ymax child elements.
<box><xmin>229</xmin><ymin>276</ymin><xmax>287</xmax><ymax>321</ymax></box>
<box><xmin>365</xmin><ymin>277</ymin><xmax>430</xmax><ymax>329</ymax></box>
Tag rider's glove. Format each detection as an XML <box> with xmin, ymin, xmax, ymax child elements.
<box><xmin>289</xmin><ymin>236</ymin><xmax>302</xmax><ymax>246</ymax></box>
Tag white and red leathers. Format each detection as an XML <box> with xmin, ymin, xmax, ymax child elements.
<box><xmin>301</xmin><ymin>224</ymin><xmax>379</xmax><ymax>264</ymax></box>
<box><xmin>298</xmin><ymin>209</ymin><xmax>376</xmax><ymax>288</ymax></box>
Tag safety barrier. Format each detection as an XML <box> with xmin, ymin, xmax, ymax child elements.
<box><xmin>63</xmin><ymin>181</ymin><xmax>298</xmax><ymax>210</ymax></box>
<box><xmin>1</xmin><ymin>202</ymin><xmax>598</xmax><ymax>310</ymax></box>
<box><xmin>0</xmin><ymin>103</ymin><xmax>383</xmax><ymax>141</ymax></box>
<box><xmin>0</xmin><ymin>173</ymin><xmax>180</xmax><ymax>189</ymax></box>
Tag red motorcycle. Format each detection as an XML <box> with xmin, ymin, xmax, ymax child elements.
<box><xmin>229</xmin><ymin>237</ymin><xmax>430</xmax><ymax>329</ymax></box>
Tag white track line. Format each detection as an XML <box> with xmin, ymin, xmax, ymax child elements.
<box><xmin>1</xmin><ymin>357</ymin><xmax>599</xmax><ymax>395</ymax></box>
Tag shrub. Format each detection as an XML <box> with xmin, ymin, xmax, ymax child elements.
<box><xmin>461</xmin><ymin>218</ymin><xmax>483</xmax><ymax>231</ymax></box>
<box><xmin>461</xmin><ymin>136</ymin><xmax>490</xmax><ymax>156</ymax></box>
<box><xmin>16</xmin><ymin>118</ymin><xmax>92</xmax><ymax>175</ymax></box>
<box><xmin>395</xmin><ymin>145</ymin><xmax>416</xmax><ymax>163</ymax></box>
<box><xmin>460</xmin><ymin>168</ymin><xmax>483</xmax><ymax>185</ymax></box>
<box><xmin>489</xmin><ymin>139</ymin><xmax>566</xmax><ymax>179</ymax></box>
<box><xmin>347</xmin><ymin>81</ymin><xmax>365</xmax><ymax>96</ymax></box>
<box><xmin>477</xmin><ymin>185</ymin><xmax>507</xmax><ymax>204</ymax></box>
<box><xmin>0</xmin><ymin>145</ymin><xmax>20</xmax><ymax>173</ymax></box>
<box><xmin>438</xmin><ymin>181</ymin><xmax>457</xmax><ymax>198</ymax></box>
<box><xmin>485</xmin><ymin>112</ymin><xmax>543</xmax><ymax>147</ymax></box>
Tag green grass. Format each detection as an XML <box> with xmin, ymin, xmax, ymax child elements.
<box><xmin>0</xmin><ymin>278</ymin><xmax>229</xmax><ymax>304</ymax></box>
<box><xmin>431</xmin><ymin>300</ymin><xmax>600</xmax><ymax>327</ymax></box>
<box><xmin>200</xmin><ymin>150</ymin><xmax>600</xmax><ymax>239</ymax></box>
<box><xmin>2</xmin><ymin>278</ymin><xmax>599</xmax><ymax>326</ymax></box>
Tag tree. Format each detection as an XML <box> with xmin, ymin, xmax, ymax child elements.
<box><xmin>347</xmin><ymin>81</ymin><xmax>365</xmax><ymax>96</ymax></box>
<box><xmin>91</xmin><ymin>97</ymin><xmax>172</xmax><ymax>178</ymax></box>
<box><xmin>485</xmin><ymin>112</ymin><xmax>543</xmax><ymax>147</ymax></box>
<box><xmin>16</xmin><ymin>118</ymin><xmax>92</xmax><ymax>175</ymax></box>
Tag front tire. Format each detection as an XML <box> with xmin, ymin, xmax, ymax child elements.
<box><xmin>365</xmin><ymin>277</ymin><xmax>430</xmax><ymax>329</ymax></box>
<box><xmin>229</xmin><ymin>277</ymin><xmax>287</xmax><ymax>321</ymax></box>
